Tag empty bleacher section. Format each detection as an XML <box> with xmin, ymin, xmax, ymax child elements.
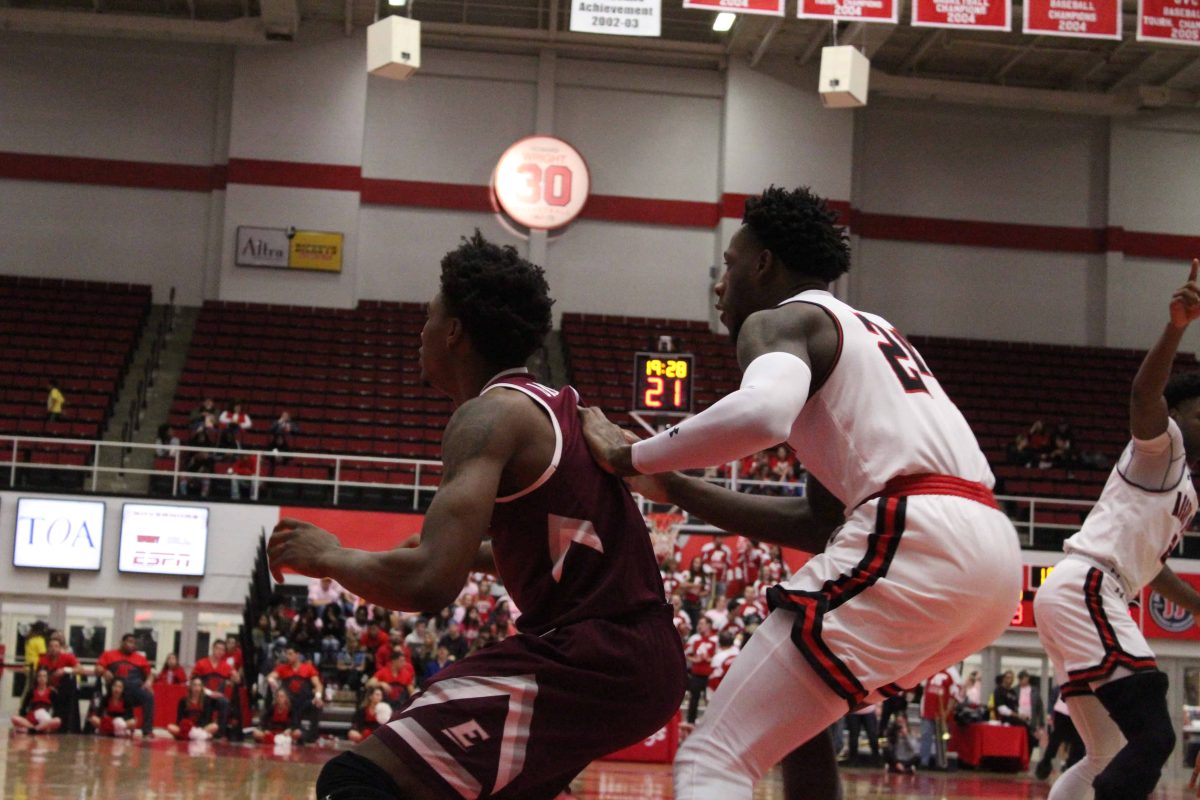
<box><xmin>163</xmin><ymin>299</ymin><xmax>447</xmax><ymax>504</ymax></box>
<box><xmin>0</xmin><ymin>275</ymin><xmax>151</xmax><ymax>489</ymax></box>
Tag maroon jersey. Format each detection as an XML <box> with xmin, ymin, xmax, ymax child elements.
<box><xmin>483</xmin><ymin>372</ymin><xmax>666</xmax><ymax>633</ymax></box>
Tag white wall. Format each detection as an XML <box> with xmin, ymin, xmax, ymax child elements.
<box><xmin>4</xmin><ymin>28</ymin><xmax>1200</xmax><ymax>346</ymax></box>
<box><xmin>0</xmin><ymin>491</ymin><xmax>276</xmax><ymax>606</ymax></box>
<box><xmin>0</xmin><ymin>31</ymin><xmax>228</xmax><ymax>303</ymax></box>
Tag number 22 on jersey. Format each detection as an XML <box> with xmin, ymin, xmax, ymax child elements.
<box><xmin>854</xmin><ymin>313</ymin><xmax>933</xmax><ymax>394</ymax></box>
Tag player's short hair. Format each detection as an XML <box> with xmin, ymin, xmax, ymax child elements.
<box><xmin>1165</xmin><ymin>371</ymin><xmax>1200</xmax><ymax>409</ymax></box>
<box><xmin>440</xmin><ymin>231</ymin><xmax>554</xmax><ymax>369</ymax></box>
<box><xmin>742</xmin><ymin>186</ymin><xmax>850</xmax><ymax>283</ymax></box>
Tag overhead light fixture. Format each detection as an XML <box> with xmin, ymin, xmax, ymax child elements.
<box><xmin>388</xmin><ymin>0</ymin><xmax>407</xmax><ymax>7</ymax></box>
<box><xmin>712</xmin><ymin>12</ymin><xmax>736</xmax><ymax>31</ymax></box>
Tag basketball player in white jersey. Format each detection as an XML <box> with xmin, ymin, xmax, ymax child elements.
<box><xmin>582</xmin><ymin>185</ymin><xmax>1023</xmax><ymax>800</ymax></box>
<box><xmin>1033</xmin><ymin>259</ymin><xmax>1200</xmax><ymax>800</ymax></box>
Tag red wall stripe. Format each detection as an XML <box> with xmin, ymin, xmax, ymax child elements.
<box><xmin>854</xmin><ymin>211</ymin><xmax>1110</xmax><ymax>254</ymax></box>
<box><xmin>0</xmin><ymin>151</ymin><xmax>214</xmax><ymax>193</ymax></box>
<box><xmin>225</xmin><ymin>158</ymin><xmax>362</xmax><ymax>192</ymax></box>
<box><xmin>361</xmin><ymin>178</ymin><xmax>493</xmax><ymax>212</ymax></box>
<box><xmin>0</xmin><ymin>150</ymin><xmax>1195</xmax><ymax>259</ymax></box>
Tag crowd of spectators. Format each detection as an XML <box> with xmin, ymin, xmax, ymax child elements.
<box><xmin>710</xmin><ymin>446</ymin><xmax>805</xmax><ymax>495</ymax></box>
<box><xmin>1006</xmin><ymin>420</ymin><xmax>1080</xmax><ymax>470</ymax></box>
<box><xmin>154</xmin><ymin>398</ymin><xmax>301</xmax><ymax>498</ymax></box>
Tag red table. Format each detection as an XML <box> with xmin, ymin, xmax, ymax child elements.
<box><xmin>950</xmin><ymin>721</ymin><xmax>1029</xmax><ymax>771</ymax></box>
<box><xmin>599</xmin><ymin>712</ymin><xmax>680</xmax><ymax>764</ymax></box>
<box><xmin>153</xmin><ymin>684</ymin><xmax>188</xmax><ymax>728</ymax></box>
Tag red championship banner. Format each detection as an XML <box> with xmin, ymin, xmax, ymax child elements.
<box><xmin>1024</xmin><ymin>0</ymin><xmax>1121</xmax><ymax>38</ymax></box>
<box><xmin>913</xmin><ymin>0</ymin><xmax>1010</xmax><ymax>30</ymax></box>
<box><xmin>1138</xmin><ymin>0</ymin><xmax>1200</xmax><ymax>45</ymax></box>
<box><xmin>685</xmin><ymin>0</ymin><xmax>784</xmax><ymax>17</ymax></box>
<box><xmin>798</xmin><ymin>0</ymin><xmax>899</xmax><ymax>23</ymax></box>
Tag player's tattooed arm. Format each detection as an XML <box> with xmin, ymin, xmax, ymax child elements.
<box><xmin>268</xmin><ymin>395</ymin><xmax>513</xmax><ymax>612</ymax></box>
<box><xmin>1131</xmin><ymin>258</ymin><xmax>1200</xmax><ymax>441</ymax></box>
<box><xmin>1150</xmin><ymin>564</ymin><xmax>1200</xmax><ymax>617</ymax></box>
<box><xmin>628</xmin><ymin>470</ymin><xmax>843</xmax><ymax>553</ymax></box>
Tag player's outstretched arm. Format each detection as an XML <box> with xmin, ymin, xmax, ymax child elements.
<box><xmin>1130</xmin><ymin>258</ymin><xmax>1200</xmax><ymax>440</ymax></box>
<box><xmin>268</xmin><ymin>396</ymin><xmax>512</xmax><ymax>612</ymax></box>
<box><xmin>628</xmin><ymin>470</ymin><xmax>843</xmax><ymax>553</ymax></box>
<box><xmin>1150</xmin><ymin>564</ymin><xmax>1200</xmax><ymax>617</ymax></box>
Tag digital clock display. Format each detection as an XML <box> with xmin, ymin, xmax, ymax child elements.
<box><xmin>633</xmin><ymin>352</ymin><xmax>694</xmax><ymax>414</ymax></box>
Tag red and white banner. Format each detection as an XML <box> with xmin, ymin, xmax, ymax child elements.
<box><xmin>685</xmin><ymin>0</ymin><xmax>784</xmax><ymax>17</ymax></box>
<box><xmin>912</xmin><ymin>0</ymin><xmax>1010</xmax><ymax>30</ymax></box>
<box><xmin>1024</xmin><ymin>0</ymin><xmax>1120</xmax><ymax>38</ymax></box>
<box><xmin>1138</xmin><ymin>0</ymin><xmax>1200</xmax><ymax>45</ymax></box>
<box><xmin>798</xmin><ymin>0</ymin><xmax>898</xmax><ymax>23</ymax></box>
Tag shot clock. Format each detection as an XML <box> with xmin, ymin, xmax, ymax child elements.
<box><xmin>632</xmin><ymin>352</ymin><xmax>695</xmax><ymax>414</ymax></box>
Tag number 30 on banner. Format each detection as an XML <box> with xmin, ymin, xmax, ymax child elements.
<box><xmin>492</xmin><ymin>136</ymin><xmax>591</xmax><ymax>231</ymax></box>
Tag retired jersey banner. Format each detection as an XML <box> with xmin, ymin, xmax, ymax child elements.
<box><xmin>685</xmin><ymin>0</ymin><xmax>784</xmax><ymax>17</ymax></box>
<box><xmin>1025</xmin><ymin>0</ymin><xmax>1120</xmax><ymax>38</ymax></box>
<box><xmin>913</xmin><ymin>0</ymin><xmax>1010</xmax><ymax>30</ymax></box>
<box><xmin>570</xmin><ymin>0</ymin><xmax>661</xmax><ymax>36</ymax></box>
<box><xmin>798</xmin><ymin>0</ymin><xmax>898</xmax><ymax>22</ymax></box>
<box><xmin>1138</xmin><ymin>0</ymin><xmax>1200</xmax><ymax>45</ymax></box>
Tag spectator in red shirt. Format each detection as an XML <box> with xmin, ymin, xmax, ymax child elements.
<box><xmin>37</xmin><ymin>635</ymin><xmax>81</xmax><ymax>731</ymax></box>
<box><xmin>11</xmin><ymin>667</ymin><xmax>62</xmax><ymax>734</ymax></box>
<box><xmin>359</xmin><ymin>622</ymin><xmax>389</xmax><ymax>671</ymax></box>
<box><xmin>95</xmin><ymin>633</ymin><xmax>154</xmax><ymax>736</ymax></box>
<box><xmin>369</xmin><ymin>648</ymin><xmax>416</xmax><ymax>705</ymax></box>
<box><xmin>156</xmin><ymin>653</ymin><xmax>188</xmax><ymax>685</ymax></box>
<box><xmin>375</xmin><ymin>629</ymin><xmax>408</xmax><ymax>674</ymax></box>
<box><xmin>167</xmin><ymin>677</ymin><xmax>218</xmax><ymax>741</ymax></box>
<box><xmin>684</xmin><ymin>617</ymin><xmax>717</xmax><ymax>725</ymax></box>
<box><xmin>37</xmin><ymin>636</ymin><xmax>79</xmax><ymax>688</ymax></box>
<box><xmin>268</xmin><ymin>646</ymin><xmax>324</xmax><ymax>716</ymax></box>
<box><xmin>192</xmin><ymin>641</ymin><xmax>240</xmax><ymax>738</ymax></box>
<box><xmin>252</xmin><ymin>688</ymin><xmax>300</xmax><ymax>745</ymax></box>
<box><xmin>348</xmin><ymin>686</ymin><xmax>389</xmax><ymax>743</ymax></box>
<box><xmin>88</xmin><ymin>678</ymin><xmax>139</xmax><ymax>737</ymax></box>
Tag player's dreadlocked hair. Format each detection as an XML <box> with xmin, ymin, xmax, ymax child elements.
<box><xmin>439</xmin><ymin>230</ymin><xmax>554</xmax><ymax>368</ymax></box>
<box><xmin>742</xmin><ymin>186</ymin><xmax>851</xmax><ymax>283</ymax></box>
<box><xmin>1165</xmin><ymin>371</ymin><xmax>1200</xmax><ymax>409</ymax></box>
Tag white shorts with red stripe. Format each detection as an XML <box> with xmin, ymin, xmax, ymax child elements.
<box><xmin>673</xmin><ymin>477</ymin><xmax>1023</xmax><ymax>799</ymax></box>
<box><xmin>764</xmin><ymin>481</ymin><xmax>1022</xmax><ymax>708</ymax></box>
<box><xmin>1033</xmin><ymin>555</ymin><xmax>1158</xmax><ymax>698</ymax></box>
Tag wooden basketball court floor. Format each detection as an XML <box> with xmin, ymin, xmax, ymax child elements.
<box><xmin>3</xmin><ymin>731</ymin><xmax>1199</xmax><ymax>799</ymax></box>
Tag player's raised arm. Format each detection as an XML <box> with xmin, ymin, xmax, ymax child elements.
<box><xmin>628</xmin><ymin>469</ymin><xmax>844</xmax><ymax>554</ymax></box>
<box><xmin>1130</xmin><ymin>258</ymin><xmax>1200</xmax><ymax>441</ymax></box>
<box><xmin>268</xmin><ymin>395</ymin><xmax>514</xmax><ymax>612</ymax></box>
<box><xmin>581</xmin><ymin>308</ymin><xmax>820</xmax><ymax>477</ymax></box>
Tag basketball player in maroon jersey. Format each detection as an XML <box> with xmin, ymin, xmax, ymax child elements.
<box><xmin>269</xmin><ymin>232</ymin><xmax>685</xmax><ymax>800</ymax></box>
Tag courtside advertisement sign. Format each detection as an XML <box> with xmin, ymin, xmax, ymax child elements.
<box><xmin>118</xmin><ymin>503</ymin><xmax>209</xmax><ymax>576</ymax></box>
<box><xmin>798</xmin><ymin>0</ymin><xmax>898</xmax><ymax>24</ymax></box>
<box><xmin>913</xmin><ymin>0</ymin><xmax>1010</xmax><ymax>30</ymax></box>
<box><xmin>236</xmin><ymin>227</ymin><xmax>345</xmax><ymax>272</ymax></box>
<box><xmin>1024</xmin><ymin>0</ymin><xmax>1120</xmax><ymax>38</ymax></box>
<box><xmin>685</xmin><ymin>0</ymin><xmax>784</xmax><ymax>17</ymax></box>
<box><xmin>13</xmin><ymin>497</ymin><xmax>105</xmax><ymax>571</ymax></box>
<box><xmin>492</xmin><ymin>137</ymin><xmax>591</xmax><ymax>230</ymax></box>
<box><xmin>1138</xmin><ymin>0</ymin><xmax>1200</xmax><ymax>45</ymax></box>
<box><xmin>570</xmin><ymin>0</ymin><xmax>661</xmax><ymax>36</ymax></box>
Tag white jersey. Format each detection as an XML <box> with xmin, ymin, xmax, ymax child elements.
<box><xmin>783</xmin><ymin>291</ymin><xmax>993</xmax><ymax>507</ymax></box>
<box><xmin>1064</xmin><ymin>418</ymin><xmax>1196</xmax><ymax>598</ymax></box>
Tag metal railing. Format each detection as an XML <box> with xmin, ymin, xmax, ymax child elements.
<box><xmin>0</xmin><ymin>433</ymin><xmax>1145</xmax><ymax>550</ymax></box>
<box><xmin>0</xmin><ymin>435</ymin><xmax>442</xmax><ymax>509</ymax></box>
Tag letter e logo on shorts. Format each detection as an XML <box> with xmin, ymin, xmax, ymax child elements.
<box><xmin>443</xmin><ymin>719</ymin><xmax>491</xmax><ymax>751</ymax></box>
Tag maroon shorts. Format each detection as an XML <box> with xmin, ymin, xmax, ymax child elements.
<box><xmin>373</xmin><ymin>604</ymin><xmax>685</xmax><ymax>800</ymax></box>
